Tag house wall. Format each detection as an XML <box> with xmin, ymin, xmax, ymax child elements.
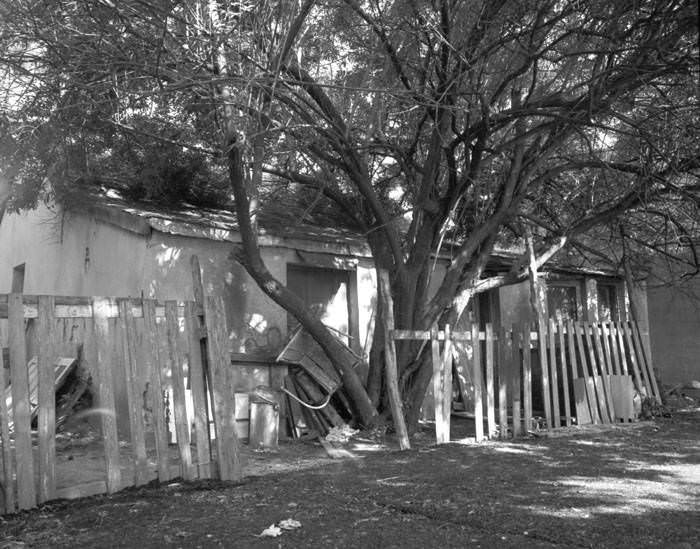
<box><xmin>647</xmin><ymin>278</ymin><xmax>700</xmax><ymax>385</ymax></box>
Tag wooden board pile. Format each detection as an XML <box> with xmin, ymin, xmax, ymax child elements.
<box><xmin>277</xmin><ymin>329</ymin><xmax>354</xmax><ymax>438</ymax></box>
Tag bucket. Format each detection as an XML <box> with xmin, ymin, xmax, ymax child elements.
<box><xmin>248</xmin><ymin>386</ymin><xmax>280</xmax><ymax>449</ymax></box>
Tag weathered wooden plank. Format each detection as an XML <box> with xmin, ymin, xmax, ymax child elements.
<box><xmin>392</xmin><ymin>329</ymin><xmax>475</xmax><ymax>341</ymax></box>
<box><xmin>633</xmin><ymin>321</ymin><xmax>661</xmax><ymax>403</ymax></box>
<box><xmin>442</xmin><ymin>324</ymin><xmax>453</xmax><ymax>443</ymax></box>
<box><xmin>0</xmin><ymin>318</ymin><xmax>15</xmax><ymax>513</ymax></box>
<box><xmin>592</xmin><ymin>323</ymin><xmax>616</xmax><ymax>422</ymax></box>
<box><xmin>601</xmin><ymin>322</ymin><xmax>615</xmax><ymax>376</ymax></box>
<box><xmin>548</xmin><ymin>319</ymin><xmax>561</xmax><ymax>428</ymax></box>
<box><xmin>37</xmin><ymin>296</ymin><xmax>57</xmax><ymax>504</ymax></box>
<box><xmin>471</xmin><ymin>323</ymin><xmax>484</xmax><ymax>442</ymax></box>
<box><xmin>573</xmin><ymin>321</ymin><xmax>600</xmax><ymax>424</ymax></box>
<box><xmin>184</xmin><ymin>301</ymin><xmax>211</xmax><ymax>479</ymax></box>
<box><xmin>583</xmin><ymin>321</ymin><xmax>611</xmax><ymax>423</ymax></box>
<box><xmin>117</xmin><ymin>300</ymin><xmax>149</xmax><ymax>487</ymax></box>
<box><xmin>142</xmin><ymin>299</ymin><xmax>171</xmax><ymax>482</ymax></box>
<box><xmin>166</xmin><ymin>301</ymin><xmax>194</xmax><ymax>480</ymax></box>
<box><xmin>378</xmin><ymin>270</ymin><xmax>409</xmax><ymax>450</ymax></box>
<box><xmin>573</xmin><ymin>378</ymin><xmax>593</xmax><ymax>425</ymax></box>
<box><xmin>537</xmin><ymin>320</ymin><xmax>552</xmax><ymax>430</ymax></box>
<box><xmin>608</xmin><ymin>322</ymin><xmax>622</xmax><ymax>376</ymax></box>
<box><xmin>511</xmin><ymin>326</ymin><xmax>522</xmax><ymax>437</ymax></box>
<box><xmin>205</xmin><ymin>296</ymin><xmax>242</xmax><ymax>481</ymax></box>
<box><xmin>521</xmin><ymin>324</ymin><xmax>532</xmax><ymax>433</ymax></box>
<box><xmin>93</xmin><ymin>298</ymin><xmax>121</xmax><ymax>494</ymax></box>
<box><xmin>630</xmin><ymin>321</ymin><xmax>659</xmax><ymax>402</ymax></box>
<box><xmin>615</xmin><ymin>321</ymin><xmax>630</xmax><ymax>376</ymax></box>
<box><xmin>431</xmin><ymin>325</ymin><xmax>447</xmax><ymax>444</ymax></box>
<box><xmin>9</xmin><ymin>293</ymin><xmax>36</xmax><ymax>510</ymax></box>
<box><xmin>485</xmin><ymin>324</ymin><xmax>496</xmax><ymax>439</ymax></box>
<box><xmin>622</xmin><ymin>322</ymin><xmax>645</xmax><ymax>395</ymax></box>
<box><xmin>497</xmin><ymin>326</ymin><xmax>509</xmax><ymax>438</ymax></box>
<box><xmin>556</xmin><ymin>318</ymin><xmax>572</xmax><ymax>427</ymax></box>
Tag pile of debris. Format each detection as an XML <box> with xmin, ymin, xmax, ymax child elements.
<box><xmin>277</xmin><ymin>329</ymin><xmax>358</xmax><ymax>439</ymax></box>
<box><xmin>663</xmin><ymin>380</ymin><xmax>700</xmax><ymax>412</ymax></box>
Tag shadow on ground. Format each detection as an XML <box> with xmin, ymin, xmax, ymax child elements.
<box><xmin>2</xmin><ymin>410</ymin><xmax>699</xmax><ymax>548</ymax></box>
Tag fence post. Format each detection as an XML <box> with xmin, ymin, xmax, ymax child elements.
<box><xmin>378</xmin><ymin>269</ymin><xmax>410</xmax><ymax>450</ymax></box>
<box><xmin>37</xmin><ymin>296</ymin><xmax>57</xmax><ymax>503</ymax></box>
<box><xmin>471</xmin><ymin>323</ymin><xmax>484</xmax><ymax>442</ymax></box>
<box><xmin>0</xmin><ymin>302</ymin><xmax>15</xmax><ymax>513</ymax></box>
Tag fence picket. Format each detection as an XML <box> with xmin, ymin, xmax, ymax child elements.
<box><xmin>471</xmin><ymin>323</ymin><xmax>484</xmax><ymax>442</ymax></box>
<box><xmin>118</xmin><ymin>300</ymin><xmax>149</xmax><ymax>486</ymax></box>
<box><xmin>556</xmin><ymin>318</ymin><xmax>572</xmax><ymax>427</ymax></box>
<box><xmin>0</xmin><ymin>321</ymin><xmax>15</xmax><ymax>513</ymax></box>
<box><xmin>622</xmin><ymin>322</ymin><xmax>645</xmax><ymax>395</ymax></box>
<box><xmin>185</xmin><ymin>302</ymin><xmax>211</xmax><ymax>478</ymax></box>
<box><xmin>537</xmin><ymin>320</ymin><xmax>552</xmax><ymax>429</ymax></box>
<box><xmin>93</xmin><ymin>298</ymin><xmax>121</xmax><ymax>493</ymax></box>
<box><xmin>574</xmin><ymin>321</ymin><xmax>600</xmax><ymax>424</ymax></box>
<box><xmin>143</xmin><ymin>299</ymin><xmax>171</xmax><ymax>482</ymax></box>
<box><xmin>37</xmin><ymin>296</ymin><xmax>57</xmax><ymax>503</ymax></box>
<box><xmin>511</xmin><ymin>326</ymin><xmax>522</xmax><ymax>436</ymax></box>
<box><xmin>497</xmin><ymin>326</ymin><xmax>509</xmax><ymax>438</ymax></box>
<box><xmin>548</xmin><ymin>319</ymin><xmax>561</xmax><ymax>428</ymax></box>
<box><xmin>9</xmin><ymin>294</ymin><xmax>36</xmax><ymax>509</ymax></box>
<box><xmin>485</xmin><ymin>324</ymin><xmax>496</xmax><ymax>439</ymax></box>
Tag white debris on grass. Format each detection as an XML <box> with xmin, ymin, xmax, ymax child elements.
<box><xmin>257</xmin><ymin>519</ymin><xmax>302</xmax><ymax>537</ymax></box>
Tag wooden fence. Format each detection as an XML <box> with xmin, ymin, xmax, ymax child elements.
<box><xmin>392</xmin><ymin>319</ymin><xmax>661</xmax><ymax>443</ymax></box>
<box><xmin>0</xmin><ymin>293</ymin><xmax>241</xmax><ymax>514</ymax></box>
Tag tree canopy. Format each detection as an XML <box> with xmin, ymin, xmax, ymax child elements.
<box><xmin>1</xmin><ymin>0</ymin><xmax>698</xmax><ymax>428</ymax></box>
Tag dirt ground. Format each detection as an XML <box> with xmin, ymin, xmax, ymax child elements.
<box><xmin>2</xmin><ymin>409</ymin><xmax>699</xmax><ymax>548</ymax></box>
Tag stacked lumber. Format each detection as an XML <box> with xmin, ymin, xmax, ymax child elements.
<box><xmin>282</xmin><ymin>367</ymin><xmax>351</xmax><ymax>438</ymax></box>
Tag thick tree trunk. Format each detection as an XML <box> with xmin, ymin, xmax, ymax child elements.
<box><xmin>226</xmin><ymin>141</ymin><xmax>378</xmax><ymax>426</ymax></box>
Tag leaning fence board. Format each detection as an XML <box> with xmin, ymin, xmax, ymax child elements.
<box><xmin>548</xmin><ymin>319</ymin><xmax>561</xmax><ymax>428</ymax></box>
<box><xmin>185</xmin><ymin>302</ymin><xmax>211</xmax><ymax>478</ymax></box>
<box><xmin>608</xmin><ymin>323</ymin><xmax>622</xmax><ymax>376</ymax></box>
<box><xmin>431</xmin><ymin>325</ymin><xmax>448</xmax><ymax>444</ymax></box>
<box><xmin>556</xmin><ymin>318</ymin><xmax>572</xmax><ymax>427</ymax></box>
<box><xmin>118</xmin><ymin>300</ymin><xmax>149</xmax><ymax>487</ymax></box>
<box><xmin>615</xmin><ymin>321</ymin><xmax>630</xmax><ymax>377</ymax></box>
<box><xmin>37</xmin><ymin>296</ymin><xmax>57</xmax><ymax>504</ymax></box>
<box><xmin>0</xmin><ymin>326</ymin><xmax>15</xmax><ymax>513</ymax></box>
<box><xmin>93</xmin><ymin>298</ymin><xmax>121</xmax><ymax>494</ymax></box>
<box><xmin>166</xmin><ymin>301</ymin><xmax>194</xmax><ymax>481</ymax></box>
<box><xmin>536</xmin><ymin>320</ymin><xmax>552</xmax><ymax>429</ymax></box>
<box><xmin>630</xmin><ymin>321</ymin><xmax>658</xmax><ymax>402</ymax></box>
<box><xmin>9</xmin><ymin>293</ymin><xmax>36</xmax><ymax>510</ymax></box>
<box><xmin>592</xmin><ymin>323</ymin><xmax>616</xmax><ymax>423</ymax></box>
<box><xmin>205</xmin><ymin>296</ymin><xmax>242</xmax><ymax>481</ymax></box>
<box><xmin>622</xmin><ymin>322</ymin><xmax>645</xmax><ymax>395</ymax></box>
<box><xmin>143</xmin><ymin>299</ymin><xmax>171</xmax><ymax>482</ymax></box>
<box><xmin>497</xmin><ymin>327</ymin><xmax>509</xmax><ymax>438</ymax></box>
<box><xmin>511</xmin><ymin>326</ymin><xmax>522</xmax><ymax>437</ymax></box>
<box><xmin>485</xmin><ymin>324</ymin><xmax>496</xmax><ymax>439</ymax></box>
<box><xmin>584</xmin><ymin>321</ymin><xmax>611</xmax><ymax>423</ymax></box>
<box><xmin>573</xmin><ymin>321</ymin><xmax>600</xmax><ymax>424</ymax></box>
<box><xmin>521</xmin><ymin>324</ymin><xmax>532</xmax><ymax>433</ymax></box>
<box><xmin>442</xmin><ymin>324</ymin><xmax>453</xmax><ymax>442</ymax></box>
<box><xmin>471</xmin><ymin>323</ymin><xmax>484</xmax><ymax>442</ymax></box>
<box><xmin>633</xmin><ymin>322</ymin><xmax>661</xmax><ymax>403</ymax></box>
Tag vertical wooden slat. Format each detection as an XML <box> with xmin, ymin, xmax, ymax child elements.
<box><xmin>633</xmin><ymin>321</ymin><xmax>661</xmax><ymax>403</ymax></box>
<box><xmin>608</xmin><ymin>322</ymin><xmax>622</xmax><ymax>376</ymax></box>
<box><xmin>557</xmin><ymin>318</ymin><xmax>572</xmax><ymax>427</ymax></box>
<box><xmin>118</xmin><ymin>300</ymin><xmax>149</xmax><ymax>486</ymax></box>
<box><xmin>497</xmin><ymin>327</ymin><xmax>509</xmax><ymax>438</ymax></box>
<box><xmin>143</xmin><ymin>299</ymin><xmax>171</xmax><ymax>482</ymax></box>
<box><xmin>511</xmin><ymin>325</ymin><xmax>522</xmax><ymax>437</ymax></box>
<box><xmin>471</xmin><ymin>323</ymin><xmax>484</xmax><ymax>442</ymax></box>
<box><xmin>630</xmin><ymin>321</ymin><xmax>658</xmax><ymax>402</ymax></box>
<box><xmin>537</xmin><ymin>320</ymin><xmax>552</xmax><ymax>429</ymax></box>
<box><xmin>601</xmin><ymin>322</ymin><xmax>615</xmax><ymax>375</ymax></box>
<box><xmin>622</xmin><ymin>321</ymin><xmax>645</xmax><ymax>395</ymax></box>
<box><xmin>521</xmin><ymin>324</ymin><xmax>532</xmax><ymax>433</ymax></box>
<box><xmin>485</xmin><ymin>324</ymin><xmax>496</xmax><ymax>439</ymax></box>
<box><xmin>166</xmin><ymin>302</ymin><xmax>194</xmax><ymax>480</ymax></box>
<box><xmin>615</xmin><ymin>321</ymin><xmax>630</xmax><ymax>376</ymax></box>
<box><xmin>37</xmin><ymin>296</ymin><xmax>56</xmax><ymax>503</ymax></box>
<box><xmin>592</xmin><ymin>323</ymin><xmax>616</xmax><ymax>422</ymax></box>
<box><xmin>584</xmin><ymin>321</ymin><xmax>611</xmax><ymax>423</ymax></box>
<box><xmin>0</xmin><ymin>317</ymin><xmax>15</xmax><ymax>513</ymax></box>
<box><xmin>9</xmin><ymin>293</ymin><xmax>36</xmax><ymax>509</ymax></box>
<box><xmin>185</xmin><ymin>301</ymin><xmax>211</xmax><ymax>478</ymax></box>
<box><xmin>441</xmin><ymin>324</ymin><xmax>452</xmax><ymax>444</ymax></box>
<box><xmin>574</xmin><ymin>321</ymin><xmax>601</xmax><ymax>424</ymax></box>
<box><xmin>431</xmin><ymin>324</ymin><xmax>446</xmax><ymax>444</ymax></box>
<box><xmin>204</xmin><ymin>295</ymin><xmax>242</xmax><ymax>481</ymax></box>
<box><xmin>548</xmin><ymin>319</ymin><xmax>561</xmax><ymax>428</ymax></box>
<box><xmin>93</xmin><ymin>298</ymin><xmax>121</xmax><ymax>493</ymax></box>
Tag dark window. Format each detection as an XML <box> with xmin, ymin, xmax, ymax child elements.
<box><xmin>547</xmin><ymin>285</ymin><xmax>578</xmax><ymax>321</ymax></box>
<box><xmin>597</xmin><ymin>284</ymin><xmax>618</xmax><ymax>322</ymax></box>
